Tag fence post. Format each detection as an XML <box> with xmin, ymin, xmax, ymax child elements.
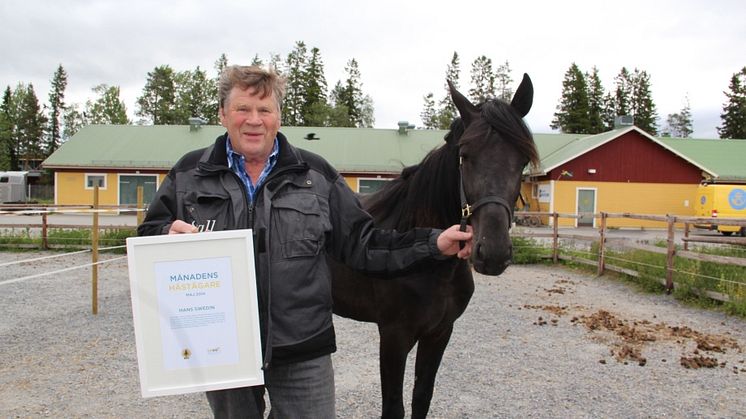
<box><xmin>41</xmin><ymin>212</ymin><xmax>48</xmax><ymax>250</ymax></box>
<box><xmin>597</xmin><ymin>212</ymin><xmax>607</xmax><ymax>276</ymax></box>
<box><xmin>552</xmin><ymin>212</ymin><xmax>559</xmax><ymax>263</ymax></box>
<box><xmin>683</xmin><ymin>223</ymin><xmax>690</xmax><ymax>251</ymax></box>
<box><xmin>136</xmin><ymin>185</ymin><xmax>144</xmax><ymax>226</ymax></box>
<box><xmin>92</xmin><ymin>186</ymin><xmax>99</xmax><ymax>315</ymax></box>
<box><xmin>665</xmin><ymin>215</ymin><xmax>676</xmax><ymax>293</ymax></box>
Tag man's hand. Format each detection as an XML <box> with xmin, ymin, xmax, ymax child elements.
<box><xmin>437</xmin><ymin>224</ymin><xmax>473</xmax><ymax>259</ymax></box>
<box><xmin>168</xmin><ymin>220</ymin><xmax>198</xmax><ymax>234</ymax></box>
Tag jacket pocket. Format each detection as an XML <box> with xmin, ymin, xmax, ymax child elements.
<box><xmin>272</xmin><ymin>194</ymin><xmax>326</xmax><ymax>258</ymax></box>
<box><xmin>185</xmin><ymin>192</ymin><xmax>232</xmax><ymax>232</ymax></box>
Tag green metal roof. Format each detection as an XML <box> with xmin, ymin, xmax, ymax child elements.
<box><xmin>661</xmin><ymin>137</ymin><xmax>746</xmax><ymax>182</ymax></box>
<box><xmin>44</xmin><ymin>124</ymin><xmax>746</xmax><ymax>182</ymax></box>
<box><xmin>43</xmin><ymin>124</ymin><xmax>448</xmax><ymax>174</ymax></box>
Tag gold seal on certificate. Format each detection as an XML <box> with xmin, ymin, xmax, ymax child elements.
<box><xmin>126</xmin><ymin>229</ymin><xmax>263</xmax><ymax>397</ymax></box>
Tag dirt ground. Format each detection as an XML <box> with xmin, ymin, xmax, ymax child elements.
<box><xmin>1</xmin><ymin>252</ymin><xmax>745</xmax><ymax>418</ymax></box>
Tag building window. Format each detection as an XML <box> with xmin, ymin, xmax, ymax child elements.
<box><xmin>85</xmin><ymin>174</ymin><xmax>107</xmax><ymax>190</ymax></box>
<box><xmin>358</xmin><ymin>178</ymin><xmax>390</xmax><ymax>194</ymax></box>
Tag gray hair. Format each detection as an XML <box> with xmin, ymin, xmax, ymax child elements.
<box><xmin>218</xmin><ymin>65</ymin><xmax>286</xmax><ymax>111</ymax></box>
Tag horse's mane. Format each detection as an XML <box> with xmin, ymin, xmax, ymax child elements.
<box><xmin>363</xmin><ymin>123</ymin><xmax>462</xmax><ymax>230</ymax></box>
<box><xmin>363</xmin><ymin>99</ymin><xmax>539</xmax><ymax>230</ymax></box>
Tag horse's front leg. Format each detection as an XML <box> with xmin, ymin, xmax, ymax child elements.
<box><xmin>379</xmin><ymin>324</ymin><xmax>417</xmax><ymax>419</ymax></box>
<box><xmin>411</xmin><ymin>325</ymin><xmax>453</xmax><ymax>419</ymax></box>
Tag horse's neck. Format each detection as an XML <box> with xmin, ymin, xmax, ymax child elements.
<box><xmin>400</xmin><ymin>151</ymin><xmax>461</xmax><ymax>230</ymax></box>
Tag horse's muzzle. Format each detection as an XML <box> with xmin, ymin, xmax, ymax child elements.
<box><xmin>471</xmin><ymin>240</ymin><xmax>512</xmax><ymax>276</ymax></box>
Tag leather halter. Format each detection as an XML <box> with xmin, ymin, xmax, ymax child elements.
<box><xmin>458</xmin><ymin>155</ymin><xmax>514</xmax><ymax>247</ymax></box>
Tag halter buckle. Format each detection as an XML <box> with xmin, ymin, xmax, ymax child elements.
<box><xmin>461</xmin><ymin>204</ymin><xmax>472</xmax><ymax>218</ymax></box>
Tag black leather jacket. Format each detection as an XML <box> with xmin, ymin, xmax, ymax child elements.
<box><xmin>138</xmin><ymin>132</ymin><xmax>444</xmax><ymax>367</ymax></box>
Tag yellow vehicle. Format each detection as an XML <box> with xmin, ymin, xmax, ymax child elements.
<box><xmin>695</xmin><ymin>183</ymin><xmax>746</xmax><ymax>236</ymax></box>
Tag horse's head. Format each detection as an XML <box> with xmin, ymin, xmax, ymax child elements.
<box><xmin>448</xmin><ymin>75</ymin><xmax>539</xmax><ymax>275</ymax></box>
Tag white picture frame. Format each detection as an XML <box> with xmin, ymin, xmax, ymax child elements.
<box><xmin>126</xmin><ymin>229</ymin><xmax>263</xmax><ymax>397</ymax></box>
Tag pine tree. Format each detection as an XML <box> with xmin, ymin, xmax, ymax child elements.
<box><xmin>328</xmin><ymin>81</ymin><xmax>353</xmax><ymax>127</ymax></box>
<box><xmin>613</xmin><ymin>67</ymin><xmax>633</xmax><ymax>117</ymax></box>
<box><xmin>214</xmin><ymin>54</ymin><xmax>228</xmax><ymax>76</ymax></box>
<box><xmin>718</xmin><ymin>67</ymin><xmax>746</xmax><ymax>139</ymax></box>
<box><xmin>86</xmin><ymin>84</ymin><xmax>130</xmax><ymax>125</ymax></box>
<box><xmin>330</xmin><ymin>59</ymin><xmax>374</xmax><ymax>128</ymax></box>
<box><xmin>46</xmin><ymin>64</ymin><xmax>67</xmax><ymax>154</ymax></box>
<box><xmin>283</xmin><ymin>41</ymin><xmax>308</xmax><ymax>126</ymax></box>
<box><xmin>469</xmin><ymin>55</ymin><xmax>495</xmax><ymax>103</ymax></box>
<box><xmin>420</xmin><ymin>93</ymin><xmax>439</xmax><ymax>129</ymax></box>
<box><xmin>629</xmin><ymin>68</ymin><xmax>658</xmax><ymax>134</ymax></box>
<box><xmin>136</xmin><ymin>65</ymin><xmax>178</xmax><ymax>125</ymax></box>
<box><xmin>586</xmin><ymin>67</ymin><xmax>606</xmax><ymax>134</ymax></box>
<box><xmin>14</xmin><ymin>84</ymin><xmax>47</xmax><ymax>169</ymax></box>
<box><xmin>302</xmin><ymin>47</ymin><xmax>330</xmax><ymax>126</ymax></box>
<box><xmin>494</xmin><ymin>60</ymin><xmax>513</xmax><ymax>102</ymax></box>
<box><xmin>250</xmin><ymin>54</ymin><xmax>263</xmax><ymax>67</ymax></box>
<box><xmin>0</xmin><ymin>87</ymin><xmax>16</xmax><ymax>170</ymax></box>
<box><xmin>551</xmin><ymin>63</ymin><xmax>590</xmax><ymax>134</ymax></box>
<box><xmin>437</xmin><ymin>52</ymin><xmax>461</xmax><ymax>129</ymax></box>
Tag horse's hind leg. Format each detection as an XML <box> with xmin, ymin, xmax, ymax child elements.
<box><xmin>379</xmin><ymin>325</ymin><xmax>417</xmax><ymax>419</ymax></box>
<box><xmin>411</xmin><ymin>325</ymin><xmax>454</xmax><ymax>419</ymax></box>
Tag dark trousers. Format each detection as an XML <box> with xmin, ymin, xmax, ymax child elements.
<box><xmin>206</xmin><ymin>354</ymin><xmax>335</xmax><ymax>419</ymax></box>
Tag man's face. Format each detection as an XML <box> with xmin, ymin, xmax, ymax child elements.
<box><xmin>219</xmin><ymin>86</ymin><xmax>281</xmax><ymax>162</ymax></box>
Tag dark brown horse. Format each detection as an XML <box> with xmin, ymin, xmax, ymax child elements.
<box><xmin>331</xmin><ymin>75</ymin><xmax>539</xmax><ymax>418</ymax></box>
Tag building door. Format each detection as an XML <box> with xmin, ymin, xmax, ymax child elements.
<box><xmin>576</xmin><ymin>188</ymin><xmax>596</xmax><ymax>227</ymax></box>
<box><xmin>119</xmin><ymin>175</ymin><xmax>157</xmax><ymax>206</ymax></box>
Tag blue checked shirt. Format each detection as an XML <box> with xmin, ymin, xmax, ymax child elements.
<box><xmin>226</xmin><ymin>137</ymin><xmax>279</xmax><ymax>204</ymax></box>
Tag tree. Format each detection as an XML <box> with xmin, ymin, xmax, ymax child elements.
<box><xmin>330</xmin><ymin>58</ymin><xmax>374</xmax><ymax>128</ymax></box>
<box><xmin>175</xmin><ymin>67</ymin><xmax>217</xmax><ymax>124</ymax></box>
<box><xmin>62</xmin><ymin>103</ymin><xmax>86</xmax><ymax>140</ymax></box>
<box><xmin>0</xmin><ymin>87</ymin><xmax>16</xmax><ymax>170</ymax></box>
<box><xmin>468</xmin><ymin>55</ymin><xmax>495</xmax><ymax>104</ymax></box>
<box><xmin>302</xmin><ymin>47</ymin><xmax>330</xmax><ymax>126</ymax></box>
<box><xmin>718</xmin><ymin>67</ymin><xmax>746</xmax><ymax>139</ymax></box>
<box><xmin>437</xmin><ymin>52</ymin><xmax>461</xmax><ymax>129</ymax></box>
<box><xmin>46</xmin><ymin>64</ymin><xmax>67</xmax><ymax>154</ymax></box>
<box><xmin>586</xmin><ymin>67</ymin><xmax>606</xmax><ymax>134</ymax></box>
<box><xmin>605</xmin><ymin>67</ymin><xmax>658</xmax><ymax>134</ymax></box>
<box><xmin>612</xmin><ymin>67</ymin><xmax>633</xmax><ymax>118</ymax></box>
<box><xmin>420</xmin><ymin>93</ymin><xmax>439</xmax><ymax>129</ymax></box>
<box><xmin>283</xmin><ymin>41</ymin><xmax>308</xmax><ymax>126</ymax></box>
<box><xmin>13</xmin><ymin>84</ymin><xmax>47</xmax><ymax>169</ymax></box>
<box><xmin>629</xmin><ymin>68</ymin><xmax>658</xmax><ymax>134</ymax></box>
<box><xmin>136</xmin><ymin>65</ymin><xmax>178</xmax><ymax>125</ymax></box>
<box><xmin>86</xmin><ymin>84</ymin><xmax>130</xmax><ymax>125</ymax></box>
<box><xmin>494</xmin><ymin>60</ymin><xmax>513</xmax><ymax>102</ymax></box>
<box><xmin>662</xmin><ymin>95</ymin><xmax>693</xmax><ymax>138</ymax></box>
<box><xmin>214</xmin><ymin>53</ymin><xmax>228</xmax><ymax>77</ymax></box>
<box><xmin>551</xmin><ymin>63</ymin><xmax>590</xmax><ymax>134</ymax></box>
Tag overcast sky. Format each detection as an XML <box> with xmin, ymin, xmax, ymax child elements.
<box><xmin>1</xmin><ymin>0</ymin><xmax>744</xmax><ymax>138</ymax></box>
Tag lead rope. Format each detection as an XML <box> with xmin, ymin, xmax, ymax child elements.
<box><xmin>458</xmin><ymin>156</ymin><xmax>470</xmax><ymax>250</ymax></box>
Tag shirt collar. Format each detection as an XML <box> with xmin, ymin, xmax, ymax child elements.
<box><xmin>225</xmin><ymin>136</ymin><xmax>280</xmax><ymax>169</ymax></box>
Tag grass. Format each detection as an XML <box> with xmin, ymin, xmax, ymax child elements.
<box><xmin>511</xmin><ymin>235</ymin><xmax>746</xmax><ymax>318</ymax></box>
<box><xmin>0</xmin><ymin>227</ymin><xmax>136</xmax><ymax>253</ymax></box>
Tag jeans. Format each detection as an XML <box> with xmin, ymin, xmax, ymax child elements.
<box><xmin>206</xmin><ymin>354</ymin><xmax>335</xmax><ymax>419</ymax></box>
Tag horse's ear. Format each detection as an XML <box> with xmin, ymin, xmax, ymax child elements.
<box><xmin>448</xmin><ymin>80</ymin><xmax>478</xmax><ymax>126</ymax></box>
<box><xmin>510</xmin><ymin>73</ymin><xmax>533</xmax><ymax>118</ymax></box>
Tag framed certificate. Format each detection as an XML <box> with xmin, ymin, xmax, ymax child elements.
<box><xmin>126</xmin><ymin>229</ymin><xmax>263</xmax><ymax>397</ymax></box>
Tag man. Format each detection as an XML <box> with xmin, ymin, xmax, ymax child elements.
<box><xmin>138</xmin><ymin>65</ymin><xmax>472</xmax><ymax>418</ymax></box>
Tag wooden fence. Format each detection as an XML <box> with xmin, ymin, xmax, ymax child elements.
<box><xmin>513</xmin><ymin>211</ymin><xmax>746</xmax><ymax>303</ymax></box>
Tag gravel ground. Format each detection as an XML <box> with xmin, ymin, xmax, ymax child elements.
<box><xmin>1</xmin><ymin>251</ymin><xmax>745</xmax><ymax>418</ymax></box>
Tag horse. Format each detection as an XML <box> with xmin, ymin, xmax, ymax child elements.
<box><xmin>330</xmin><ymin>74</ymin><xmax>539</xmax><ymax>418</ymax></box>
